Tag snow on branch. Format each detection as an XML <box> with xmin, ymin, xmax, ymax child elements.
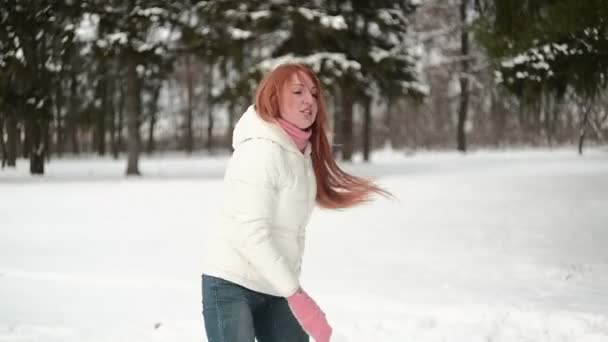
<box><xmin>258</xmin><ymin>53</ymin><xmax>361</xmax><ymax>74</ymax></box>
<box><xmin>228</xmin><ymin>27</ymin><xmax>252</xmax><ymax>40</ymax></box>
<box><xmin>250</xmin><ymin>10</ymin><xmax>271</xmax><ymax>21</ymax></box>
<box><xmin>296</xmin><ymin>8</ymin><xmax>347</xmax><ymax>30</ymax></box>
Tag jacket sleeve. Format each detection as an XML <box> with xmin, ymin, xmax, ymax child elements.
<box><xmin>222</xmin><ymin>139</ymin><xmax>299</xmax><ymax>297</ymax></box>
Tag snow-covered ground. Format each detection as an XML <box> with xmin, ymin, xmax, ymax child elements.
<box><xmin>1</xmin><ymin>147</ymin><xmax>607</xmax><ymax>342</ymax></box>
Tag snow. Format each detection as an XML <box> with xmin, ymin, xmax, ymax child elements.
<box><xmin>250</xmin><ymin>10</ymin><xmax>271</xmax><ymax>21</ymax></box>
<box><xmin>494</xmin><ymin>70</ymin><xmax>503</xmax><ymax>84</ymax></box>
<box><xmin>501</xmin><ymin>60</ymin><xmax>515</xmax><ymax>68</ymax></box>
<box><xmin>107</xmin><ymin>32</ymin><xmax>127</xmax><ymax>45</ymax></box>
<box><xmin>427</xmin><ymin>47</ymin><xmax>444</xmax><ymax>67</ymax></box>
<box><xmin>320</xmin><ymin>15</ymin><xmax>347</xmax><ymax>31</ymax></box>
<box><xmin>378</xmin><ymin>10</ymin><xmax>398</xmax><ymax>26</ymax></box>
<box><xmin>554</xmin><ymin>44</ymin><xmax>569</xmax><ymax>53</ymax></box>
<box><xmin>259</xmin><ymin>53</ymin><xmax>362</xmax><ymax>75</ymax></box>
<box><xmin>228</xmin><ymin>27</ymin><xmax>252</xmax><ymax>40</ymax></box>
<box><xmin>45</xmin><ymin>61</ymin><xmax>61</xmax><ymax>73</ymax></box>
<box><xmin>513</xmin><ymin>54</ymin><xmax>528</xmax><ymax>65</ymax></box>
<box><xmin>401</xmin><ymin>80</ymin><xmax>430</xmax><ymax>95</ymax></box>
<box><xmin>15</xmin><ymin>48</ymin><xmax>24</xmax><ymax>62</ymax></box>
<box><xmin>137</xmin><ymin>42</ymin><xmax>154</xmax><ymax>52</ymax></box>
<box><xmin>297</xmin><ymin>8</ymin><xmax>347</xmax><ymax>31</ymax></box>
<box><xmin>136</xmin><ymin>7</ymin><xmax>165</xmax><ymax>18</ymax></box>
<box><xmin>136</xmin><ymin>64</ymin><xmax>145</xmax><ymax>77</ymax></box>
<box><xmin>532</xmin><ymin>61</ymin><xmax>550</xmax><ymax>70</ymax></box>
<box><xmin>95</xmin><ymin>39</ymin><xmax>107</xmax><ymax>48</ymax></box>
<box><xmin>75</xmin><ymin>14</ymin><xmax>98</xmax><ymax>42</ymax></box>
<box><xmin>368</xmin><ymin>22</ymin><xmax>382</xmax><ymax>38</ymax></box>
<box><xmin>370</xmin><ymin>47</ymin><xmax>391</xmax><ymax>63</ymax></box>
<box><xmin>297</xmin><ymin>8</ymin><xmax>322</xmax><ymax>21</ymax></box>
<box><xmin>1</xmin><ymin>148</ymin><xmax>608</xmax><ymax>341</ymax></box>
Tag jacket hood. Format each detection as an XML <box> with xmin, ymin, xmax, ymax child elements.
<box><xmin>232</xmin><ymin>105</ymin><xmax>311</xmax><ymax>156</ymax></box>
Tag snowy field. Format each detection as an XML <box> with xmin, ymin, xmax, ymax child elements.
<box><xmin>1</xmin><ymin>147</ymin><xmax>608</xmax><ymax>342</ymax></box>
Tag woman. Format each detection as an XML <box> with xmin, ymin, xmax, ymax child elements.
<box><xmin>202</xmin><ymin>63</ymin><xmax>388</xmax><ymax>342</ymax></box>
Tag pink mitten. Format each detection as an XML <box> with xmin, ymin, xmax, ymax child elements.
<box><xmin>287</xmin><ymin>288</ymin><xmax>332</xmax><ymax>342</ymax></box>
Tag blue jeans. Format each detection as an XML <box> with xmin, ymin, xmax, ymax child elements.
<box><xmin>202</xmin><ymin>275</ymin><xmax>309</xmax><ymax>342</ymax></box>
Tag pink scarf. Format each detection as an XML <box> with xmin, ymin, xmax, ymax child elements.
<box><xmin>276</xmin><ymin>118</ymin><xmax>312</xmax><ymax>152</ymax></box>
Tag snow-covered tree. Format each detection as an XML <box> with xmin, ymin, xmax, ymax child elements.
<box><xmin>0</xmin><ymin>1</ymin><xmax>83</xmax><ymax>173</ymax></box>
<box><xmin>476</xmin><ymin>0</ymin><xmax>608</xmax><ymax>153</ymax></box>
<box><xmin>86</xmin><ymin>1</ymin><xmax>178</xmax><ymax>174</ymax></box>
<box><xmin>194</xmin><ymin>0</ymin><xmax>426</xmax><ymax>160</ymax></box>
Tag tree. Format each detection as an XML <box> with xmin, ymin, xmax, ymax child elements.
<box><xmin>0</xmin><ymin>1</ymin><xmax>83</xmax><ymax>174</ymax></box>
<box><xmin>457</xmin><ymin>0</ymin><xmax>471</xmax><ymax>152</ymax></box>
<box><xmin>0</xmin><ymin>105</ymin><xmax>6</xmax><ymax>168</ymax></box>
<box><xmin>476</xmin><ymin>0</ymin><xmax>608</xmax><ymax>153</ymax></box>
<box><xmin>194</xmin><ymin>0</ymin><xmax>426</xmax><ymax>161</ymax></box>
<box><xmin>86</xmin><ymin>0</ymin><xmax>178</xmax><ymax>174</ymax></box>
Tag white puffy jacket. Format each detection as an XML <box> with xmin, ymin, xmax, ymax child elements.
<box><xmin>202</xmin><ymin>105</ymin><xmax>317</xmax><ymax>297</ymax></box>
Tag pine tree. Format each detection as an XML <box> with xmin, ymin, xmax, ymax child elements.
<box><xmin>0</xmin><ymin>0</ymin><xmax>84</xmax><ymax>174</ymax></box>
<box><xmin>194</xmin><ymin>0</ymin><xmax>427</xmax><ymax>160</ymax></box>
<box><xmin>476</xmin><ymin>0</ymin><xmax>608</xmax><ymax>152</ymax></box>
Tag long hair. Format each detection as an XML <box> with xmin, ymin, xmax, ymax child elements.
<box><xmin>254</xmin><ymin>63</ymin><xmax>390</xmax><ymax>209</ymax></box>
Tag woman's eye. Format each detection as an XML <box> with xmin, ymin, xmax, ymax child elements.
<box><xmin>293</xmin><ymin>91</ymin><xmax>302</xmax><ymax>95</ymax></box>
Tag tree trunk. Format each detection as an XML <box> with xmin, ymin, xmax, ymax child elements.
<box><xmin>5</xmin><ymin>109</ymin><xmax>17</xmax><ymax>167</ymax></box>
<box><xmin>69</xmin><ymin>71</ymin><xmax>80</xmax><ymax>154</ymax></box>
<box><xmin>578</xmin><ymin>104</ymin><xmax>592</xmax><ymax>155</ymax></box>
<box><xmin>69</xmin><ymin>124</ymin><xmax>79</xmax><ymax>154</ymax></box>
<box><xmin>55</xmin><ymin>85</ymin><xmax>64</xmax><ymax>157</ymax></box>
<box><xmin>135</xmin><ymin>77</ymin><xmax>143</xmax><ymax>149</ymax></box>
<box><xmin>330</xmin><ymin>87</ymin><xmax>341</xmax><ymax>156</ymax></box>
<box><xmin>146</xmin><ymin>84</ymin><xmax>161</xmax><ymax>154</ymax></box>
<box><xmin>43</xmin><ymin>113</ymin><xmax>50</xmax><ymax>162</ymax></box>
<box><xmin>28</xmin><ymin>116</ymin><xmax>45</xmax><ymax>175</ymax></box>
<box><xmin>0</xmin><ymin>112</ymin><xmax>6</xmax><ymax>168</ymax></box>
<box><xmin>226</xmin><ymin>100</ymin><xmax>235</xmax><ymax>149</ymax></box>
<box><xmin>109</xmin><ymin>77</ymin><xmax>118</xmax><ymax>159</ymax></box>
<box><xmin>109</xmin><ymin>101</ymin><xmax>117</xmax><ymax>157</ymax></box>
<box><xmin>207</xmin><ymin>105</ymin><xmax>214</xmax><ymax>152</ymax></box>
<box><xmin>168</xmin><ymin>78</ymin><xmax>181</xmax><ymax>147</ymax></box>
<box><xmin>540</xmin><ymin>91</ymin><xmax>547</xmax><ymax>145</ymax></box>
<box><xmin>125</xmin><ymin>57</ymin><xmax>140</xmax><ymax>175</ymax></box>
<box><xmin>384</xmin><ymin>97</ymin><xmax>392</xmax><ymax>145</ymax></box>
<box><xmin>544</xmin><ymin>91</ymin><xmax>555</xmax><ymax>146</ymax></box>
<box><xmin>340</xmin><ymin>86</ymin><xmax>354</xmax><ymax>161</ymax></box>
<box><xmin>184</xmin><ymin>55</ymin><xmax>194</xmax><ymax>153</ymax></box>
<box><xmin>362</xmin><ymin>97</ymin><xmax>372</xmax><ymax>162</ymax></box>
<box><xmin>457</xmin><ymin>0</ymin><xmax>470</xmax><ymax>152</ymax></box>
<box><xmin>517</xmin><ymin>96</ymin><xmax>526</xmax><ymax>142</ymax></box>
<box><xmin>95</xmin><ymin>75</ymin><xmax>107</xmax><ymax>156</ymax></box>
<box><xmin>491</xmin><ymin>89</ymin><xmax>504</xmax><ymax>146</ymax></box>
<box><xmin>553</xmin><ymin>96</ymin><xmax>563</xmax><ymax>143</ymax></box>
<box><xmin>146</xmin><ymin>112</ymin><xmax>156</xmax><ymax>155</ymax></box>
<box><xmin>22</xmin><ymin>117</ymin><xmax>30</xmax><ymax>159</ymax></box>
<box><xmin>206</xmin><ymin>64</ymin><xmax>214</xmax><ymax>152</ymax></box>
<box><xmin>116</xmin><ymin>77</ymin><xmax>125</xmax><ymax>156</ymax></box>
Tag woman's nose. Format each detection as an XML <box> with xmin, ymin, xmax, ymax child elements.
<box><xmin>303</xmin><ymin>92</ymin><xmax>313</xmax><ymax>104</ymax></box>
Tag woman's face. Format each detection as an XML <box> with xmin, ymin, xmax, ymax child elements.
<box><xmin>278</xmin><ymin>72</ymin><xmax>318</xmax><ymax>129</ymax></box>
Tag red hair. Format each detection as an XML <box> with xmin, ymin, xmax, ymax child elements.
<box><xmin>254</xmin><ymin>63</ymin><xmax>390</xmax><ymax>209</ymax></box>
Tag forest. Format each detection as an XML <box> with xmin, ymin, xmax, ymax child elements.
<box><xmin>1</xmin><ymin>0</ymin><xmax>606</xmax><ymax>175</ymax></box>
